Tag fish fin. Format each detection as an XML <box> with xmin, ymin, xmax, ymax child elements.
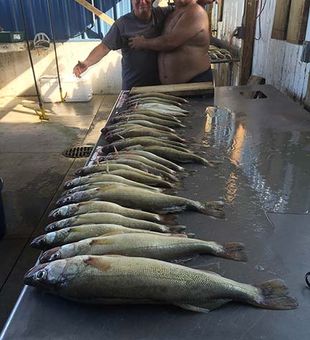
<box><xmin>174</xmin><ymin>304</ymin><xmax>210</xmax><ymax>313</ymax></box>
<box><xmin>202</xmin><ymin>159</ymin><xmax>222</xmax><ymax>167</ymax></box>
<box><xmin>253</xmin><ymin>279</ymin><xmax>298</xmax><ymax>310</ymax></box>
<box><xmin>202</xmin><ymin>200</ymin><xmax>225</xmax><ymax>218</ymax></box>
<box><xmin>171</xmin><ymin>256</ymin><xmax>196</xmax><ymax>264</ymax></box>
<box><xmin>221</xmin><ymin>242</ymin><xmax>247</xmax><ymax>262</ymax></box>
<box><xmin>175</xmin><ymin>300</ymin><xmax>230</xmax><ymax>313</ymax></box>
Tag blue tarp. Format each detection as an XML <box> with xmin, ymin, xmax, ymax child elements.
<box><xmin>0</xmin><ymin>0</ymin><xmax>131</xmax><ymax>41</ymax></box>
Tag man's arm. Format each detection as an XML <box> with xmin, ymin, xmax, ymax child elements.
<box><xmin>73</xmin><ymin>42</ymin><xmax>110</xmax><ymax>77</ymax></box>
<box><xmin>129</xmin><ymin>6</ymin><xmax>208</xmax><ymax>51</ymax></box>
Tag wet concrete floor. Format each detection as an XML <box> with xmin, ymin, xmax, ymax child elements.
<box><xmin>1</xmin><ymin>85</ymin><xmax>310</xmax><ymax>339</ymax></box>
<box><xmin>0</xmin><ymin>94</ymin><xmax>117</xmax><ymax>329</ymax></box>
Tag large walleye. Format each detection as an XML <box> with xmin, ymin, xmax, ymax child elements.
<box><xmin>49</xmin><ymin>201</ymin><xmax>173</xmax><ymax>224</ymax></box>
<box><xmin>24</xmin><ymin>255</ymin><xmax>298</xmax><ymax>311</ymax></box>
<box><xmin>31</xmin><ymin>225</ymin><xmax>185</xmax><ymax>250</ymax></box>
<box><xmin>45</xmin><ymin>212</ymin><xmax>184</xmax><ymax>233</ymax></box>
<box><xmin>56</xmin><ymin>184</ymin><xmax>225</xmax><ymax>218</ymax></box>
<box><xmin>39</xmin><ymin>233</ymin><xmax>247</xmax><ymax>263</ymax></box>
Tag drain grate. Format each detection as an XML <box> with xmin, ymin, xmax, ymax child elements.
<box><xmin>62</xmin><ymin>146</ymin><xmax>94</xmax><ymax>158</ymax></box>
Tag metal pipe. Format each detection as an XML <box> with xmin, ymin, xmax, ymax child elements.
<box><xmin>19</xmin><ymin>0</ymin><xmax>48</xmax><ymax>120</ymax></box>
<box><xmin>47</xmin><ymin>0</ymin><xmax>65</xmax><ymax>102</ymax></box>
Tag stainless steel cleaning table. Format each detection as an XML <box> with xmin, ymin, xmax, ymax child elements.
<box><xmin>1</xmin><ymin>85</ymin><xmax>310</xmax><ymax>340</ymax></box>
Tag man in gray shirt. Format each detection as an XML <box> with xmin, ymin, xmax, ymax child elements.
<box><xmin>73</xmin><ymin>0</ymin><xmax>171</xmax><ymax>90</ymax></box>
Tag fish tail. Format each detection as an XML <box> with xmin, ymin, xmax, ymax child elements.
<box><xmin>158</xmin><ymin>214</ymin><xmax>178</xmax><ymax>225</ymax></box>
<box><xmin>253</xmin><ymin>279</ymin><xmax>298</xmax><ymax>310</ymax></box>
<box><xmin>221</xmin><ymin>242</ymin><xmax>247</xmax><ymax>262</ymax></box>
<box><xmin>202</xmin><ymin>200</ymin><xmax>225</xmax><ymax>218</ymax></box>
<box><xmin>199</xmin><ymin>156</ymin><xmax>222</xmax><ymax>167</ymax></box>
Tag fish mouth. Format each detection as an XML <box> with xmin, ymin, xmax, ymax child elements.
<box><xmin>24</xmin><ymin>263</ymin><xmax>49</xmax><ymax>286</ymax></box>
<box><xmin>30</xmin><ymin>234</ymin><xmax>46</xmax><ymax>249</ymax></box>
<box><xmin>39</xmin><ymin>247</ymin><xmax>61</xmax><ymax>263</ymax></box>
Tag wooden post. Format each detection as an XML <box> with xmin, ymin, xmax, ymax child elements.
<box><xmin>74</xmin><ymin>0</ymin><xmax>115</xmax><ymax>26</ymax></box>
<box><xmin>240</xmin><ymin>0</ymin><xmax>258</xmax><ymax>85</ymax></box>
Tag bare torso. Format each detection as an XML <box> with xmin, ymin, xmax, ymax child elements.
<box><xmin>159</xmin><ymin>3</ymin><xmax>210</xmax><ymax>84</ymax></box>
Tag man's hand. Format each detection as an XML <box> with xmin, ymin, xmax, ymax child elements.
<box><xmin>73</xmin><ymin>61</ymin><xmax>88</xmax><ymax>78</ymax></box>
<box><xmin>129</xmin><ymin>36</ymin><xmax>147</xmax><ymax>49</ymax></box>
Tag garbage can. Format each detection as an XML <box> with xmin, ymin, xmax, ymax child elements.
<box><xmin>0</xmin><ymin>177</ymin><xmax>6</xmax><ymax>239</ymax></box>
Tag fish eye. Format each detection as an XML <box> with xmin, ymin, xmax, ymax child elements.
<box><xmin>51</xmin><ymin>252</ymin><xmax>60</xmax><ymax>261</ymax></box>
<box><xmin>35</xmin><ymin>269</ymin><xmax>47</xmax><ymax>281</ymax></box>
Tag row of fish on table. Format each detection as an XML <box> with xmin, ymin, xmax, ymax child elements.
<box><xmin>24</xmin><ymin>92</ymin><xmax>297</xmax><ymax>313</ymax></box>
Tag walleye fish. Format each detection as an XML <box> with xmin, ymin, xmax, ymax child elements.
<box><xmin>55</xmin><ymin>185</ymin><xmax>225</xmax><ymax>218</ymax></box>
<box><xmin>103</xmin><ymin>120</ymin><xmax>176</xmax><ymax>133</ymax></box>
<box><xmin>99</xmin><ymin>137</ymin><xmax>190</xmax><ymax>155</ymax></box>
<box><xmin>112</xmin><ymin>150</ymin><xmax>184</xmax><ymax>172</ymax></box>
<box><xmin>24</xmin><ymin>255</ymin><xmax>298</xmax><ymax>311</ymax></box>
<box><xmin>75</xmin><ymin>163</ymin><xmax>164</xmax><ymax>177</ymax></box>
<box><xmin>143</xmin><ymin>146</ymin><xmax>218</xmax><ymax>167</ymax></box>
<box><xmin>123</xmin><ymin>108</ymin><xmax>185</xmax><ymax>120</ymax></box>
<box><xmin>64</xmin><ymin>173</ymin><xmax>163</xmax><ymax>191</ymax></box>
<box><xmin>109</xmin><ymin>114</ymin><xmax>186</xmax><ymax>128</ymax></box>
<box><xmin>75</xmin><ymin>163</ymin><xmax>141</xmax><ymax>176</ymax></box>
<box><xmin>49</xmin><ymin>201</ymin><xmax>173</xmax><ymax>224</ymax></box>
<box><xmin>45</xmin><ymin>212</ymin><xmax>184</xmax><ymax>233</ymax></box>
<box><xmin>127</xmin><ymin>97</ymin><xmax>184</xmax><ymax>108</ymax></box>
<box><xmin>136</xmin><ymin>103</ymin><xmax>189</xmax><ymax>114</ymax></box>
<box><xmin>39</xmin><ymin>233</ymin><xmax>247</xmax><ymax>263</ymax></box>
<box><xmin>32</xmin><ymin>224</ymin><xmax>185</xmax><ymax>250</ymax></box>
<box><xmin>103</xmin><ymin>151</ymin><xmax>177</xmax><ymax>175</ymax></box>
<box><xmin>129</xmin><ymin>92</ymin><xmax>189</xmax><ymax>104</ymax></box>
<box><xmin>61</xmin><ymin>182</ymin><xmax>160</xmax><ymax>198</ymax></box>
<box><xmin>105</xmin><ymin>127</ymin><xmax>186</xmax><ymax>143</ymax></box>
<box><xmin>123</xmin><ymin>108</ymin><xmax>183</xmax><ymax>120</ymax></box>
<box><xmin>94</xmin><ymin>158</ymin><xmax>179</xmax><ymax>182</ymax></box>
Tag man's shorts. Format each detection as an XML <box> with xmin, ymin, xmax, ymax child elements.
<box><xmin>189</xmin><ymin>68</ymin><xmax>213</xmax><ymax>83</ymax></box>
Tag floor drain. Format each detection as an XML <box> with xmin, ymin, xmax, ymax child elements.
<box><xmin>62</xmin><ymin>146</ymin><xmax>94</xmax><ymax>158</ymax></box>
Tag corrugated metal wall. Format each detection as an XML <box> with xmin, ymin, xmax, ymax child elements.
<box><xmin>0</xmin><ymin>0</ymin><xmax>131</xmax><ymax>41</ymax></box>
<box><xmin>216</xmin><ymin>0</ymin><xmax>244</xmax><ymax>49</ymax></box>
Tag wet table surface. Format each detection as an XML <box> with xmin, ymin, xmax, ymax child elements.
<box><xmin>1</xmin><ymin>85</ymin><xmax>310</xmax><ymax>340</ymax></box>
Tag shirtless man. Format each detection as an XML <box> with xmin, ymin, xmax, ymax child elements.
<box><xmin>129</xmin><ymin>0</ymin><xmax>211</xmax><ymax>84</ymax></box>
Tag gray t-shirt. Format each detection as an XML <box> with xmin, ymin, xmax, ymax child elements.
<box><xmin>103</xmin><ymin>7</ymin><xmax>171</xmax><ymax>90</ymax></box>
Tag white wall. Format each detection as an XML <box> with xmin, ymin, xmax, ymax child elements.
<box><xmin>216</xmin><ymin>0</ymin><xmax>244</xmax><ymax>49</ymax></box>
<box><xmin>0</xmin><ymin>41</ymin><xmax>122</xmax><ymax>97</ymax></box>
<box><xmin>215</xmin><ymin>0</ymin><xmax>310</xmax><ymax>101</ymax></box>
<box><xmin>252</xmin><ymin>0</ymin><xmax>310</xmax><ymax>101</ymax></box>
